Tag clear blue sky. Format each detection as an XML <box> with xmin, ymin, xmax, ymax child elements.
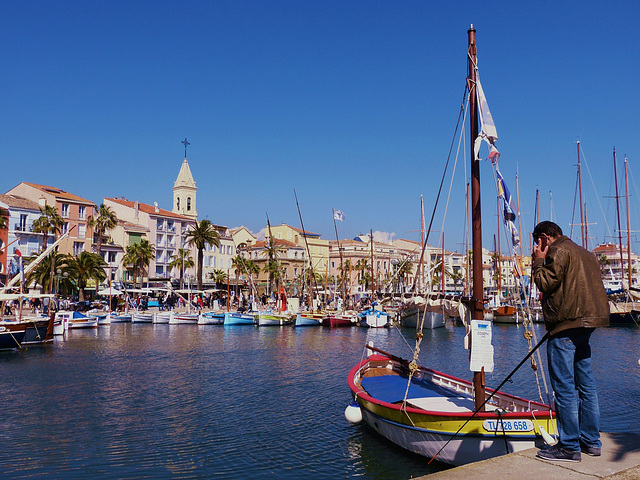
<box><xmin>2</xmin><ymin>1</ymin><xmax>639</xmax><ymax>254</ymax></box>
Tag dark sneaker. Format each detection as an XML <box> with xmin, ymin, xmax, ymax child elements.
<box><xmin>537</xmin><ymin>445</ymin><xmax>581</xmax><ymax>462</ymax></box>
<box><xmin>581</xmin><ymin>444</ymin><xmax>602</xmax><ymax>456</ymax></box>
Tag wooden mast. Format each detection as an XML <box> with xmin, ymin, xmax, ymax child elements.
<box><xmin>613</xmin><ymin>148</ymin><xmax>626</xmax><ymax>281</ymax></box>
<box><xmin>332</xmin><ymin>210</ymin><xmax>346</xmax><ymax>309</ymax></box>
<box><xmin>370</xmin><ymin>229</ymin><xmax>375</xmax><ymax>296</ymax></box>
<box><xmin>419</xmin><ymin>195</ymin><xmax>425</xmax><ymax>291</ymax></box>
<box><xmin>441</xmin><ymin>233</ymin><xmax>445</xmax><ymax>293</ymax></box>
<box><xmin>625</xmin><ymin>156</ymin><xmax>632</xmax><ymax>289</ymax></box>
<box><xmin>468</xmin><ymin>24</ymin><xmax>485</xmax><ymax>411</ymax></box>
<box><xmin>465</xmin><ymin>183</ymin><xmax>470</xmax><ymax>296</ymax></box>
<box><xmin>577</xmin><ymin>141</ymin><xmax>586</xmax><ymax>248</ymax></box>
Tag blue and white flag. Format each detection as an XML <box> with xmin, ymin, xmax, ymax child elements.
<box><xmin>333</xmin><ymin>209</ymin><xmax>345</xmax><ymax>222</ymax></box>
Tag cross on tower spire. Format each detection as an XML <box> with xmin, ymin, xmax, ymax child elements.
<box><xmin>181</xmin><ymin>137</ymin><xmax>190</xmax><ymax>158</ymax></box>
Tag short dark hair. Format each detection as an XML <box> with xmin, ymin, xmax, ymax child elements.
<box><xmin>532</xmin><ymin>221</ymin><xmax>563</xmax><ymax>241</ymax></box>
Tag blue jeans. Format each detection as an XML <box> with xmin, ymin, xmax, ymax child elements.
<box><xmin>547</xmin><ymin>328</ymin><xmax>601</xmax><ymax>452</ymax></box>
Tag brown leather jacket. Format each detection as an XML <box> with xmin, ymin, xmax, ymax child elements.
<box><xmin>532</xmin><ymin>235</ymin><xmax>609</xmax><ymax>336</ymax></box>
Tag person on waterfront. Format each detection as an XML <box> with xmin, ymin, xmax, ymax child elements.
<box><xmin>531</xmin><ymin>221</ymin><xmax>609</xmax><ymax>463</ymax></box>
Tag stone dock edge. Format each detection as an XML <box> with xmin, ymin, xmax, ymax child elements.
<box><xmin>413</xmin><ymin>432</ymin><xmax>640</xmax><ymax>480</ymax></box>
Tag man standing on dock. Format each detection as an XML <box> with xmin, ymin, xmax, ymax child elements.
<box><xmin>531</xmin><ymin>221</ymin><xmax>609</xmax><ymax>463</ymax></box>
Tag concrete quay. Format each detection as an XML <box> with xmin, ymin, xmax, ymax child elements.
<box><xmin>415</xmin><ymin>432</ymin><xmax>640</xmax><ymax>480</ymax></box>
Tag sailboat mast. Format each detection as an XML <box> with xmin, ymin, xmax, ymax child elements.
<box><xmin>625</xmin><ymin>156</ymin><xmax>632</xmax><ymax>289</ymax></box>
<box><xmin>420</xmin><ymin>195</ymin><xmax>425</xmax><ymax>291</ymax></box>
<box><xmin>370</xmin><ymin>229</ymin><xmax>375</xmax><ymax>295</ymax></box>
<box><xmin>516</xmin><ymin>174</ymin><xmax>524</xmax><ymax>259</ymax></box>
<box><xmin>577</xmin><ymin>141</ymin><xmax>586</xmax><ymax>248</ymax></box>
<box><xmin>496</xmin><ymin>198</ymin><xmax>502</xmax><ymax>294</ymax></box>
<box><xmin>441</xmin><ymin>233</ymin><xmax>445</xmax><ymax>293</ymax></box>
<box><xmin>465</xmin><ymin>183</ymin><xmax>470</xmax><ymax>296</ymax></box>
<box><xmin>613</xmin><ymin>148</ymin><xmax>626</xmax><ymax>279</ymax></box>
<box><xmin>468</xmin><ymin>24</ymin><xmax>486</xmax><ymax>411</ymax></box>
<box><xmin>332</xmin><ymin>211</ymin><xmax>346</xmax><ymax>305</ymax></box>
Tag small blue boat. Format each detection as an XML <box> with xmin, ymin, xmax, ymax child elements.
<box><xmin>223</xmin><ymin>311</ymin><xmax>255</xmax><ymax>325</ymax></box>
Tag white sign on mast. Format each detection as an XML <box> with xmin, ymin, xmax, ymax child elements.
<box><xmin>469</xmin><ymin>320</ymin><xmax>494</xmax><ymax>373</ymax></box>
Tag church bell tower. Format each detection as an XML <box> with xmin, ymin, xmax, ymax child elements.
<box><xmin>172</xmin><ymin>137</ymin><xmax>198</xmax><ymax>221</ymax></box>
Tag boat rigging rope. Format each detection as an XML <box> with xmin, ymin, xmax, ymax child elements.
<box><xmin>8</xmin><ymin>329</ymin><xmax>23</xmax><ymax>349</ymax></box>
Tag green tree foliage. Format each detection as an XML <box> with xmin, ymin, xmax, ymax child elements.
<box><xmin>65</xmin><ymin>251</ymin><xmax>108</xmax><ymax>302</ymax></box>
<box><xmin>184</xmin><ymin>220</ymin><xmax>221</xmax><ymax>291</ymax></box>
<box><xmin>169</xmin><ymin>248</ymin><xmax>194</xmax><ymax>290</ymax></box>
<box><xmin>87</xmin><ymin>204</ymin><xmax>118</xmax><ymax>258</ymax></box>
<box><xmin>123</xmin><ymin>239</ymin><xmax>156</xmax><ymax>287</ymax></box>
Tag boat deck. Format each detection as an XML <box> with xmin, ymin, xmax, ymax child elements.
<box><xmin>361</xmin><ymin>373</ymin><xmax>501</xmax><ymax>413</ymax></box>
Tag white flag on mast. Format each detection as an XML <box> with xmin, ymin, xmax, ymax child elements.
<box><xmin>474</xmin><ymin>73</ymin><xmax>500</xmax><ymax>162</ymax></box>
<box><xmin>333</xmin><ymin>209</ymin><xmax>345</xmax><ymax>222</ymax></box>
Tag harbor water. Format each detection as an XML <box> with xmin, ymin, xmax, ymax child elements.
<box><xmin>0</xmin><ymin>322</ymin><xmax>638</xmax><ymax>479</ymax></box>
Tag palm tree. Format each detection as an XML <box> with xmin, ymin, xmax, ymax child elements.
<box><xmin>338</xmin><ymin>258</ymin><xmax>353</xmax><ymax>301</ymax></box>
<box><xmin>32</xmin><ymin>205</ymin><xmax>64</xmax><ymax>252</ymax></box>
<box><xmin>262</xmin><ymin>259</ymin><xmax>283</xmax><ymax>295</ymax></box>
<box><xmin>231</xmin><ymin>255</ymin><xmax>247</xmax><ymax>297</ymax></box>
<box><xmin>184</xmin><ymin>220</ymin><xmax>221</xmax><ymax>291</ymax></box>
<box><xmin>395</xmin><ymin>259</ymin><xmax>414</xmax><ymax>292</ymax></box>
<box><xmin>123</xmin><ymin>239</ymin><xmax>156</xmax><ymax>287</ymax></box>
<box><xmin>169</xmin><ymin>248</ymin><xmax>194</xmax><ymax>290</ymax></box>
<box><xmin>208</xmin><ymin>269</ymin><xmax>227</xmax><ymax>289</ymax></box>
<box><xmin>65</xmin><ymin>251</ymin><xmax>107</xmax><ymax>302</ymax></box>
<box><xmin>32</xmin><ymin>205</ymin><xmax>65</xmax><ymax>293</ymax></box>
<box><xmin>355</xmin><ymin>259</ymin><xmax>371</xmax><ymax>291</ymax></box>
<box><xmin>87</xmin><ymin>204</ymin><xmax>118</xmax><ymax>258</ymax></box>
<box><xmin>26</xmin><ymin>251</ymin><xmax>68</xmax><ymax>293</ymax></box>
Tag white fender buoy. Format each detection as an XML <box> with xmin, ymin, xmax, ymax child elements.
<box><xmin>344</xmin><ymin>400</ymin><xmax>363</xmax><ymax>424</ymax></box>
<box><xmin>539</xmin><ymin>425</ymin><xmax>556</xmax><ymax>445</ymax></box>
